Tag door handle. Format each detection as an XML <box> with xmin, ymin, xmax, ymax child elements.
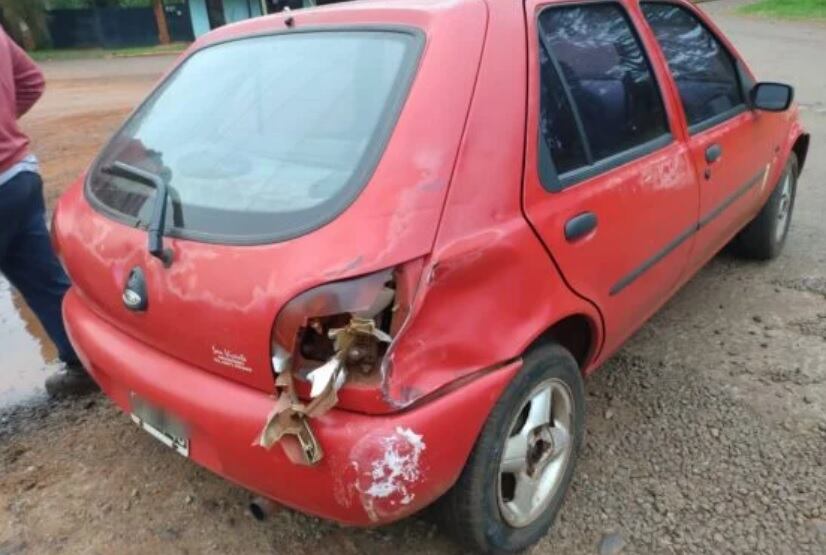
<box><xmin>565</xmin><ymin>212</ymin><xmax>598</xmax><ymax>242</ymax></box>
<box><xmin>705</xmin><ymin>144</ymin><xmax>723</xmax><ymax>164</ymax></box>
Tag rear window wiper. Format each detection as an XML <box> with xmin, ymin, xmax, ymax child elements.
<box><xmin>102</xmin><ymin>161</ymin><xmax>174</xmax><ymax>267</ymax></box>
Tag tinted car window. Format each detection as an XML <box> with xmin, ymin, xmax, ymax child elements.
<box><xmin>538</xmin><ymin>4</ymin><xmax>669</xmax><ymax>173</ymax></box>
<box><xmin>88</xmin><ymin>31</ymin><xmax>420</xmax><ymax>243</ymax></box>
<box><xmin>538</xmin><ymin>44</ymin><xmax>589</xmax><ymax>175</ymax></box>
<box><xmin>642</xmin><ymin>3</ymin><xmax>743</xmax><ymax>128</ymax></box>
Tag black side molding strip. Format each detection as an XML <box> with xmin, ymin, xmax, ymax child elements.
<box><xmin>609</xmin><ymin>224</ymin><xmax>696</xmax><ymax>296</ymax></box>
<box><xmin>697</xmin><ymin>170</ymin><xmax>765</xmax><ymax>229</ymax></box>
<box><xmin>609</xmin><ymin>168</ymin><xmax>766</xmax><ymax>296</ymax></box>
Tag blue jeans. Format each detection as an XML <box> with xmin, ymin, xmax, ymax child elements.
<box><xmin>0</xmin><ymin>171</ymin><xmax>79</xmax><ymax>365</ymax></box>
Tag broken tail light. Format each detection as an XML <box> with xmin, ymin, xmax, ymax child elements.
<box><xmin>257</xmin><ymin>259</ymin><xmax>424</xmax><ymax>465</ymax></box>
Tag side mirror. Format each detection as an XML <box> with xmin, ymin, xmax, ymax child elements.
<box><xmin>750</xmin><ymin>82</ymin><xmax>794</xmax><ymax>112</ymax></box>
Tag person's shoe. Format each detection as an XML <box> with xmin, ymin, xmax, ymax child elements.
<box><xmin>45</xmin><ymin>363</ymin><xmax>99</xmax><ymax>398</ymax></box>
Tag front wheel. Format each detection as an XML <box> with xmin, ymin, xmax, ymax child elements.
<box><xmin>732</xmin><ymin>153</ymin><xmax>798</xmax><ymax>260</ymax></box>
<box><xmin>438</xmin><ymin>344</ymin><xmax>585</xmax><ymax>554</ymax></box>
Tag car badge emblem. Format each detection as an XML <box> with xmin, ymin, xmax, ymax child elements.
<box><xmin>123</xmin><ymin>267</ymin><xmax>148</xmax><ymax>312</ymax></box>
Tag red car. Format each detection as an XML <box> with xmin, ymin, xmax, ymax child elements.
<box><xmin>53</xmin><ymin>0</ymin><xmax>809</xmax><ymax>552</ymax></box>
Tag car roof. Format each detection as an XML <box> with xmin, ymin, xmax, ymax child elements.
<box><xmin>195</xmin><ymin>0</ymin><xmax>487</xmax><ymax>47</ymax></box>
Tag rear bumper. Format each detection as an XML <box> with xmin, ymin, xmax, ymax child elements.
<box><xmin>63</xmin><ymin>288</ymin><xmax>519</xmax><ymax>525</ymax></box>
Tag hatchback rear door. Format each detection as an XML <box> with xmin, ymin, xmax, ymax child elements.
<box><xmin>521</xmin><ymin>0</ymin><xmax>700</xmax><ymax>356</ymax></box>
<box><xmin>58</xmin><ymin>4</ymin><xmax>489</xmax><ymax>392</ymax></box>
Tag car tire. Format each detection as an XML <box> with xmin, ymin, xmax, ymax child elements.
<box><xmin>732</xmin><ymin>153</ymin><xmax>798</xmax><ymax>260</ymax></box>
<box><xmin>437</xmin><ymin>343</ymin><xmax>585</xmax><ymax>554</ymax></box>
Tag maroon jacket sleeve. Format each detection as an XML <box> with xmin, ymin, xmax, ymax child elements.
<box><xmin>8</xmin><ymin>34</ymin><xmax>45</xmax><ymax>117</ymax></box>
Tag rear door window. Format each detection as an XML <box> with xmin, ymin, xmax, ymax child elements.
<box><xmin>538</xmin><ymin>3</ymin><xmax>670</xmax><ymax>188</ymax></box>
<box><xmin>88</xmin><ymin>30</ymin><xmax>422</xmax><ymax>243</ymax></box>
<box><xmin>641</xmin><ymin>2</ymin><xmax>744</xmax><ymax>131</ymax></box>
<box><xmin>538</xmin><ymin>43</ymin><xmax>590</xmax><ymax>175</ymax></box>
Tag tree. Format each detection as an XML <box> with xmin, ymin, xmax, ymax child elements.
<box><xmin>152</xmin><ymin>0</ymin><xmax>170</xmax><ymax>45</ymax></box>
<box><xmin>0</xmin><ymin>0</ymin><xmax>51</xmax><ymax>50</ymax></box>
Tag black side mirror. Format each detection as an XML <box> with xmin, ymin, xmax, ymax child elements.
<box><xmin>750</xmin><ymin>82</ymin><xmax>794</xmax><ymax>112</ymax></box>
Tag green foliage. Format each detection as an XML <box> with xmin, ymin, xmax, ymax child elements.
<box><xmin>46</xmin><ymin>1</ymin><xmax>161</xmax><ymax>7</ymax></box>
<box><xmin>738</xmin><ymin>0</ymin><xmax>826</xmax><ymax>19</ymax></box>
<box><xmin>0</xmin><ymin>0</ymin><xmax>52</xmax><ymax>49</ymax></box>
<box><xmin>46</xmin><ymin>0</ymin><xmax>90</xmax><ymax>8</ymax></box>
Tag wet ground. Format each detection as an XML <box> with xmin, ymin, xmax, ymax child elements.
<box><xmin>1</xmin><ymin>2</ymin><xmax>826</xmax><ymax>553</ymax></box>
<box><xmin>0</xmin><ymin>282</ymin><xmax>57</xmax><ymax>406</ymax></box>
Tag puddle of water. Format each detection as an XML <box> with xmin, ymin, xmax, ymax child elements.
<box><xmin>0</xmin><ymin>275</ymin><xmax>61</xmax><ymax>408</ymax></box>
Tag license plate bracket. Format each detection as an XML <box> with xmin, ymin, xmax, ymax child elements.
<box><xmin>130</xmin><ymin>393</ymin><xmax>189</xmax><ymax>457</ymax></box>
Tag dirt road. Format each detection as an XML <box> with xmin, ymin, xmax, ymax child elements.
<box><xmin>1</xmin><ymin>3</ymin><xmax>825</xmax><ymax>553</ymax></box>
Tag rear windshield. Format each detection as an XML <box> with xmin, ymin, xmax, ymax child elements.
<box><xmin>87</xmin><ymin>30</ymin><xmax>421</xmax><ymax>243</ymax></box>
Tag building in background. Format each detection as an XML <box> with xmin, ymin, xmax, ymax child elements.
<box><xmin>36</xmin><ymin>1</ymin><xmax>353</xmax><ymax>50</ymax></box>
<box><xmin>189</xmin><ymin>0</ymin><xmax>350</xmax><ymax>37</ymax></box>
<box><xmin>189</xmin><ymin>0</ymin><xmax>261</xmax><ymax>37</ymax></box>
<box><xmin>46</xmin><ymin>1</ymin><xmax>195</xmax><ymax>50</ymax></box>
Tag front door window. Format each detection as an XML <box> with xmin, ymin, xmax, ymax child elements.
<box><xmin>641</xmin><ymin>2</ymin><xmax>745</xmax><ymax>132</ymax></box>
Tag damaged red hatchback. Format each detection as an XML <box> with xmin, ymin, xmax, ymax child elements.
<box><xmin>53</xmin><ymin>0</ymin><xmax>809</xmax><ymax>552</ymax></box>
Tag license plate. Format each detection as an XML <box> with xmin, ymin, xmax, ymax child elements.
<box><xmin>130</xmin><ymin>393</ymin><xmax>189</xmax><ymax>457</ymax></box>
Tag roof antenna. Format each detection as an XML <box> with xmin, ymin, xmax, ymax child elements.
<box><xmin>284</xmin><ymin>6</ymin><xmax>295</xmax><ymax>28</ymax></box>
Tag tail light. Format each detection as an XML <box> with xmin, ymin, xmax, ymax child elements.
<box><xmin>258</xmin><ymin>259</ymin><xmax>424</xmax><ymax>464</ymax></box>
<box><xmin>271</xmin><ymin>268</ymin><xmax>393</xmax><ymax>372</ymax></box>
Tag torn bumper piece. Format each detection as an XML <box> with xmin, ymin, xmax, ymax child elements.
<box><xmin>257</xmin><ymin>317</ymin><xmax>394</xmax><ymax>465</ymax></box>
<box><xmin>65</xmin><ymin>289</ymin><xmax>521</xmax><ymax>525</ymax></box>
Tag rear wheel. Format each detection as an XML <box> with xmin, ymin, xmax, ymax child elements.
<box><xmin>732</xmin><ymin>154</ymin><xmax>798</xmax><ymax>260</ymax></box>
<box><xmin>438</xmin><ymin>344</ymin><xmax>585</xmax><ymax>554</ymax></box>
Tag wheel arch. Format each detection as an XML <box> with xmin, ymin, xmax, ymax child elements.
<box><xmin>792</xmin><ymin>132</ymin><xmax>810</xmax><ymax>174</ymax></box>
<box><xmin>523</xmin><ymin>314</ymin><xmax>599</xmax><ymax>373</ymax></box>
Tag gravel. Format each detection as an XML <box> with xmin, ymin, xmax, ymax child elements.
<box><xmin>2</xmin><ymin>350</ymin><xmax>823</xmax><ymax>555</ymax></box>
<box><xmin>598</xmin><ymin>531</ymin><xmax>626</xmax><ymax>555</ymax></box>
<box><xmin>1</xmin><ymin>1</ymin><xmax>825</xmax><ymax>554</ymax></box>
<box><xmin>533</xmin><ymin>354</ymin><xmax>826</xmax><ymax>555</ymax></box>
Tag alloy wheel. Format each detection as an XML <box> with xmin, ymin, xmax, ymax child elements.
<box><xmin>497</xmin><ymin>378</ymin><xmax>574</xmax><ymax>528</ymax></box>
<box><xmin>775</xmin><ymin>170</ymin><xmax>794</xmax><ymax>244</ymax></box>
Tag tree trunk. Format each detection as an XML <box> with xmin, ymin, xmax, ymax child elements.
<box><xmin>1</xmin><ymin>0</ymin><xmax>52</xmax><ymax>50</ymax></box>
<box><xmin>153</xmin><ymin>0</ymin><xmax>171</xmax><ymax>45</ymax></box>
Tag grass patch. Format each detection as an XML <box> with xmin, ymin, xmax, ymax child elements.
<box><xmin>737</xmin><ymin>0</ymin><xmax>826</xmax><ymax>19</ymax></box>
<box><xmin>30</xmin><ymin>42</ymin><xmax>189</xmax><ymax>62</ymax></box>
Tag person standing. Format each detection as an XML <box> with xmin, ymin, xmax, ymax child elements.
<box><xmin>0</xmin><ymin>27</ymin><xmax>96</xmax><ymax>397</ymax></box>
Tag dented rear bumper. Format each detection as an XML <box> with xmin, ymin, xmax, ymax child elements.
<box><xmin>63</xmin><ymin>288</ymin><xmax>520</xmax><ymax>525</ymax></box>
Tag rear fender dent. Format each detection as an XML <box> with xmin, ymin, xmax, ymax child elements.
<box><xmin>383</xmin><ymin>222</ymin><xmax>603</xmax><ymax>406</ymax></box>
